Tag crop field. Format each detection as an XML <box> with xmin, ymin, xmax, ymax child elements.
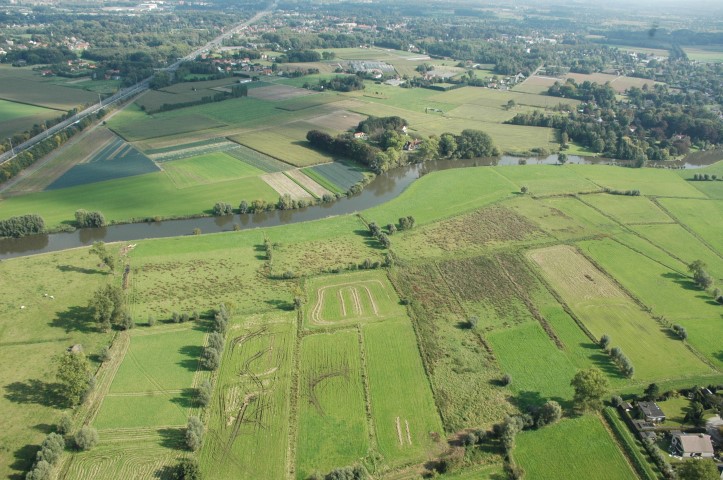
<box><xmin>201</xmin><ymin>318</ymin><xmax>294</xmax><ymax>480</ymax></box>
<box><xmin>363</xmin><ymin>319</ymin><xmax>444</xmax><ymax>465</ymax></box>
<box><xmin>0</xmin><ymin>169</ymin><xmax>279</xmax><ymax>228</ymax></box>
<box><xmin>303</xmin><ymin>160</ymin><xmax>366</xmax><ymax>193</ymax></box>
<box><xmin>429</xmin><ymin>87</ymin><xmax>581</xmax><ymax>110</ymax></box>
<box><xmin>284</xmin><ymin>169</ymin><xmax>332</xmax><ymax>198</ymax></box>
<box><xmin>579</xmin><ymin>238</ymin><xmax>723</xmax><ymax>370</ymax></box>
<box><xmin>262</xmin><ymin>171</ymin><xmax>314</xmax><ymax>200</ymax></box>
<box><xmin>304</xmin><ymin>110</ymin><xmax>366</xmax><ymax>132</ymax></box>
<box><xmin>529</xmin><ymin>245</ymin><xmax>712</xmax><ymax>381</ymax></box>
<box><xmin>297</xmin><ymin>330</ymin><xmax>369</xmax><ymax>479</ymax></box>
<box><xmin>513</xmin><ymin>75</ymin><xmax>564</xmax><ymax>94</ymax></box>
<box><xmin>656</xmin><ymin>198</ymin><xmax>723</xmax><ymax>255</ymax></box>
<box><xmin>0</xmin><ymin>66</ymin><xmax>98</xmax><ymax>110</ymax></box>
<box><xmin>305</xmin><ymin>271</ymin><xmax>405</xmax><ymax>328</ymax></box>
<box><xmin>147</xmin><ymin>140</ymin><xmax>241</xmax><ymax>162</ymax></box>
<box><xmin>110</xmin><ymin>112</ymin><xmax>226</xmax><ymax>142</ymax></box>
<box><xmin>0</xmin><ymin>98</ymin><xmax>54</xmax><ymax>122</ymax></box>
<box><xmin>514</xmin><ymin>415</ymin><xmax>637</xmax><ymax>480</ymax></box>
<box><xmin>248</xmin><ymin>84</ymin><xmax>318</xmax><ymax>101</ymax></box>
<box><xmin>46</xmin><ymin>137</ymin><xmax>159</xmax><ymax>190</ymax></box>
<box><xmin>225</xmin><ymin>144</ymin><xmax>292</xmax><ymax>172</ymax></box>
<box><xmin>231</xmin><ymin>129</ymin><xmax>336</xmax><ymax>167</ymax></box>
<box><xmin>162</xmin><ymin>151</ymin><xmax>265</xmax><ymax>189</ymax></box>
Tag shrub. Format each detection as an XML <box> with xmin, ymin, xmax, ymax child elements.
<box><xmin>0</xmin><ymin>214</ymin><xmax>45</xmax><ymax>238</ymax></box>
<box><xmin>185</xmin><ymin>416</ymin><xmax>204</xmax><ymax>451</ymax></box>
<box><xmin>208</xmin><ymin>332</ymin><xmax>224</xmax><ymax>352</ymax></box>
<box><xmin>25</xmin><ymin>460</ymin><xmax>52</xmax><ymax>480</ymax></box>
<box><xmin>501</xmin><ymin>374</ymin><xmax>512</xmax><ymax>386</ymax></box>
<box><xmin>173</xmin><ymin>458</ymin><xmax>202</xmax><ymax>480</ymax></box>
<box><xmin>197</xmin><ymin>380</ymin><xmax>213</xmax><ymax>407</ymax></box>
<box><xmin>148</xmin><ymin>315</ymin><xmax>156</xmax><ymax>327</ymax></box>
<box><xmin>74</xmin><ymin>426</ymin><xmax>99</xmax><ymax>451</ymax></box>
<box><xmin>201</xmin><ymin>347</ymin><xmax>220</xmax><ymax>371</ymax></box>
<box><xmin>57</xmin><ymin>414</ymin><xmax>73</xmax><ymax>435</ymax></box>
<box><xmin>74</xmin><ymin>209</ymin><xmax>106</xmax><ymax>228</ymax></box>
<box><xmin>36</xmin><ymin>433</ymin><xmax>65</xmax><ymax>465</ymax></box>
<box><xmin>212</xmin><ymin>202</ymin><xmax>233</xmax><ymax>216</ymax></box>
<box><xmin>99</xmin><ymin>345</ymin><xmax>111</xmax><ymax>363</ymax></box>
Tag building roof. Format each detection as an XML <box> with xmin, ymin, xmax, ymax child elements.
<box><xmin>675</xmin><ymin>433</ymin><xmax>714</xmax><ymax>454</ymax></box>
<box><xmin>637</xmin><ymin>401</ymin><xmax>665</xmax><ymax>418</ymax></box>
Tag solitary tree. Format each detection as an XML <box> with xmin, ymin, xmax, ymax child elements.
<box><xmin>678</xmin><ymin>458</ymin><xmax>719</xmax><ymax>480</ymax></box>
<box><xmin>173</xmin><ymin>457</ymin><xmax>202</xmax><ymax>480</ymax></box>
<box><xmin>89</xmin><ymin>241</ymin><xmax>115</xmax><ymax>272</ymax></box>
<box><xmin>56</xmin><ymin>351</ymin><xmax>92</xmax><ymax>406</ymax></box>
<box><xmin>571</xmin><ymin>368</ymin><xmax>609</xmax><ymax>412</ymax></box>
<box><xmin>644</xmin><ymin>383</ymin><xmax>660</xmax><ymax>401</ymax></box>
<box><xmin>557</xmin><ymin>152</ymin><xmax>568</xmax><ymax>164</ymax></box>
<box><xmin>74</xmin><ymin>426</ymin><xmax>99</xmax><ymax>451</ymax></box>
<box><xmin>688</xmin><ymin>260</ymin><xmax>714</xmax><ymax>289</ymax></box>
<box><xmin>535</xmin><ymin>400</ymin><xmax>563</xmax><ymax>428</ymax></box>
<box><xmin>88</xmin><ymin>283</ymin><xmax>124</xmax><ymax>331</ymax></box>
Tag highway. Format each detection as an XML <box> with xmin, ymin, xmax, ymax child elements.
<box><xmin>0</xmin><ymin>2</ymin><xmax>276</xmax><ymax>167</ymax></box>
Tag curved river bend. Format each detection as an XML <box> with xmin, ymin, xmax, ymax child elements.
<box><xmin>0</xmin><ymin>154</ymin><xmax>714</xmax><ymax>259</ymax></box>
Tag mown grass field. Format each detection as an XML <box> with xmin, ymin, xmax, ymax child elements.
<box><xmin>0</xmin><ymin>98</ymin><xmax>54</xmax><ymax>122</ymax></box>
<box><xmin>363</xmin><ymin>319</ymin><xmax>444</xmax><ymax>466</ymax></box>
<box><xmin>297</xmin><ymin>330</ymin><xmax>369</xmax><ymax>479</ymax></box>
<box><xmin>162</xmin><ymin>151</ymin><xmax>265</xmax><ymax>188</ymax></box>
<box><xmin>304</xmin><ymin>270</ymin><xmax>405</xmax><ymax>328</ymax></box>
<box><xmin>514</xmin><ymin>415</ymin><xmax>637</xmax><ymax>480</ymax></box>
<box><xmin>682</xmin><ymin>45</ymin><xmax>723</xmax><ymax>63</ymax></box>
<box><xmin>656</xmin><ymin>198</ymin><xmax>723</xmax><ymax>255</ymax></box>
<box><xmin>200</xmin><ymin>317</ymin><xmax>294</xmax><ymax>480</ymax></box>
<box><xmin>0</xmin><ymin>98</ymin><xmax>60</xmax><ymax>141</ymax></box>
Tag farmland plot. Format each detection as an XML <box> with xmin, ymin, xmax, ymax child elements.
<box><xmin>305</xmin><ymin>271</ymin><xmax>405</xmax><ymax>328</ymax></box>
<box><xmin>162</xmin><ymin>151</ymin><xmax>265</xmax><ymax>189</ymax></box>
<box><xmin>231</xmin><ymin>129</ymin><xmax>336</xmax><ymax>167</ymax></box>
<box><xmin>201</xmin><ymin>319</ymin><xmax>294</xmax><ymax>480</ymax></box>
<box><xmin>262</xmin><ymin>171</ymin><xmax>314</xmax><ymax>200</ymax></box>
<box><xmin>586</xmin><ymin>193</ymin><xmax>672</xmax><ymax>224</ymax></box>
<box><xmin>363</xmin><ymin>319</ymin><xmax>444</xmax><ymax>465</ymax></box>
<box><xmin>285</xmin><ymin>169</ymin><xmax>332</xmax><ymax>198</ymax></box>
<box><xmin>303</xmin><ymin>160</ymin><xmax>366</xmax><ymax>193</ymax></box>
<box><xmin>656</xmin><ymin>198</ymin><xmax>723</xmax><ymax>255</ymax></box>
<box><xmin>225</xmin><ymin>144</ymin><xmax>292</xmax><ymax>172</ymax></box>
<box><xmin>514</xmin><ymin>416</ymin><xmax>637</xmax><ymax>480</ymax></box>
<box><xmin>297</xmin><ymin>331</ymin><xmax>369</xmax><ymax>479</ymax></box>
<box><xmin>529</xmin><ymin>245</ymin><xmax>712</xmax><ymax>381</ymax></box>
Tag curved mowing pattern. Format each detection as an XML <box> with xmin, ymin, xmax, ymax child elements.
<box><xmin>47</xmin><ymin>136</ymin><xmax>158</xmax><ymax>190</ymax></box>
<box><xmin>305</xmin><ymin>272</ymin><xmax>406</xmax><ymax>328</ymax></box>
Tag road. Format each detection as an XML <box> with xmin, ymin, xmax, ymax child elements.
<box><xmin>0</xmin><ymin>1</ymin><xmax>276</xmax><ymax>167</ymax></box>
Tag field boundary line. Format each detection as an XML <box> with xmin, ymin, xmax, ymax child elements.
<box><xmin>286</xmin><ymin>304</ymin><xmax>303</xmax><ymax>480</ymax></box>
<box><xmin>357</xmin><ymin>324</ymin><xmax>379</xmax><ymax>451</ymax></box>
<box><xmin>84</xmin><ymin>331</ymin><xmax>131</xmax><ymax>426</ymax></box>
<box><xmin>648</xmin><ymin>197</ymin><xmax>723</xmax><ymax>260</ymax></box>
<box><xmin>523</xmin><ymin>250</ymin><xmax>599</xmax><ymax>344</ymax></box>
<box><xmin>497</xmin><ymin>254</ymin><xmax>565</xmax><ymax>350</ymax></box>
<box><xmin>386</xmin><ymin>268</ymin><xmax>448</xmax><ymax>432</ymax></box>
<box><xmin>597</xmin><ymin>413</ymin><xmax>646</xmax><ymax>480</ymax></box>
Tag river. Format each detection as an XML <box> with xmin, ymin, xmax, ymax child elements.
<box><xmin>0</xmin><ymin>154</ymin><xmax>716</xmax><ymax>259</ymax></box>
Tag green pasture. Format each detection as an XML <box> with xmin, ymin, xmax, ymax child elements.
<box><xmin>570</xmin><ymin>164</ymin><xmax>708</xmax><ymax>198</ymax></box>
<box><xmin>0</xmin><ymin>66</ymin><xmax>97</xmax><ymax>110</ymax></box>
<box><xmin>428</xmin><ymin>87</ymin><xmax>581</xmax><ymax>109</ymax></box>
<box><xmin>631</xmin><ymin>223</ymin><xmax>723</xmax><ymax>279</ymax></box>
<box><xmin>297</xmin><ymin>330</ymin><xmax>369</xmax><ymax>479</ymax></box>
<box><xmin>529</xmin><ymin>244</ymin><xmax>712</xmax><ymax>382</ymax></box>
<box><xmin>0</xmin><ymin>250</ymin><xmax>114</xmax><ymax>479</ymax></box>
<box><xmin>162</xmin><ymin>151</ymin><xmax>265</xmax><ymax>188</ymax></box>
<box><xmin>538</xmin><ymin>196</ymin><xmax>620</xmax><ymax>235</ymax></box>
<box><xmin>678</xmin><ymin>161</ymin><xmax>723</xmax><ymax>199</ymax></box>
<box><xmin>0</xmin><ymin>98</ymin><xmax>59</xmax><ymax>140</ymax></box>
<box><xmin>579</xmin><ymin>238</ymin><xmax>723</xmax><ymax>370</ymax></box>
<box><xmin>93</xmin><ymin>394</ymin><xmax>190</xmax><ymax>429</ymax></box>
<box><xmin>496</xmin><ymin>165</ymin><xmax>600</xmax><ymax>196</ymax></box>
<box><xmin>654</xmin><ymin>396</ymin><xmax>692</xmax><ymax>426</ymax></box>
<box><xmin>201</xmin><ymin>319</ymin><xmax>294</xmax><ymax>480</ymax></box>
<box><xmin>107</xmin><ymin>327</ymin><xmax>204</xmax><ymax>393</ymax></box>
<box><xmin>682</xmin><ymin>45</ymin><xmax>723</xmax><ymax>63</ymax></box>
<box><xmin>364</xmin><ymin>166</ymin><xmax>514</xmax><ymax>227</ymax></box>
<box><xmin>111</xmin><ymin>112</ymin><xmax>226</xmax><ymax>142</ymax></box>
<box><xmin>0</xmin><ymin>98</ymin><xmax>54</xmax><ymax>122</ymax></box>
<box><xmin>0</xmin><ymin>169</ymin><xmax>278</xmax><ymax>228</ymax></box>
<box><xmin>363</xmin><ymin>319</ymin><xmax>444</xmax><ymax>465</ymax></box>
<box><xmin>586</xmin><ymin>193</ymin><xmax>672</xmax><ymax>224</ymax></box>
<box><xmin>657</xmin><ymin>198</ymin><xmax>723</xmax><ymax>255</ymax></box>
<box><xmin>514</xmin><ymin>415</ymin><xmax>637</xmax><ymax>480</ymax></box>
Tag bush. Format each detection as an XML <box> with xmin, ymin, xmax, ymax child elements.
<box><xmin>0</xmin><ymin>214</ymin><xmax>45</xmax><ymax>238</ymax></box>
<box><xmin>535</xmin><ymin>400</ymin><xmax>562</xmax><ymax>428</ymax></box>
<box><xmin>74</xmin><ymin>426</ymin><xmax>99</xmax><ymax>451</ymax></box>
<box><xmin>173</xmin><ymin>458</ymin><xmax>202</xmax><ymax>480</ymax></box>
<box><xmin>99</xmin><ymin>345</ymin><xmax>112</xmax><ymax>363</ymax></box>
<box><xmin>148</xmin><ymin>315</ymin><xmax>156</xmax><ymax>327</ymax></box>
<box><xmin>212</xmin><ymin>202</ymin><xmax>233</xmax><ymax>216</ymax></box>
<box><xmin>501</xmin><ymin>374</ymin><xmax>512</xmax><ymax>386</ymax></box>
<box><xmin>57</xmin><ymin>414</ymin><xmax>73</xmax><ymax>435</ymax></box>
<box><xmin>197</xmin><ymin>380</ymin><xmax>212</xmax><ymax>407</ymax></box>
<box><xmin>25</xmin><ymin>460</ymin><xmax>52</xmax><ymax>480</ymax></box>
<box><xmin>208</xmin><ymin>332</ymin><xmax>224</xmax><ymax>352</ymax></box>
<box><xmin>185</xmin><ymin>416</ymin><xmax>204</xmax><ymax>451</ymax></box>
<box><xmin>36</xmin><ymin>433</ymin><xmax>65</xmax><ymax>465</ymax></box>
<box><xmin>74</xmin><ymin>209</ymin><xmax>106</xmax><ymax>228</ymax></box>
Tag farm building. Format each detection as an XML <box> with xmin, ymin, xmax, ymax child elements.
<box><xmin>636</xmin><ymin>401</ymin><xmax>666</xmax><ymax>423</ymax></box>
<box><xmin>670</xmin><ymin>432</ymin><xmax>714</xmax><ymax>458</ymax></box>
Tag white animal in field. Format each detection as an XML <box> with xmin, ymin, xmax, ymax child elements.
<box><xmin>20</xmin><ymin>305</ymin><xmax>25</xmax><ymax>309</ymax></box>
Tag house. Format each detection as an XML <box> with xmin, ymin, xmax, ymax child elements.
<box><xmin>670</xmin><ymin>432</ymin><xmax>714</xmax><ymax>458</ymax></box>
<box><xmin>353</xmin><ymin>132</ymin><xmax>367</xmax><ymax>140</ymax></box>
<box><xmin>637</xmin><ymin>401</ymin><xmax>666</xmax><ymax>423</ymax></box>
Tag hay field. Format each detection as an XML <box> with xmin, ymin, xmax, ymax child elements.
<box><xmin>162</xmin><ymin>151</ymin><xmax>265</xmax><ymax>189</ymax></box>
